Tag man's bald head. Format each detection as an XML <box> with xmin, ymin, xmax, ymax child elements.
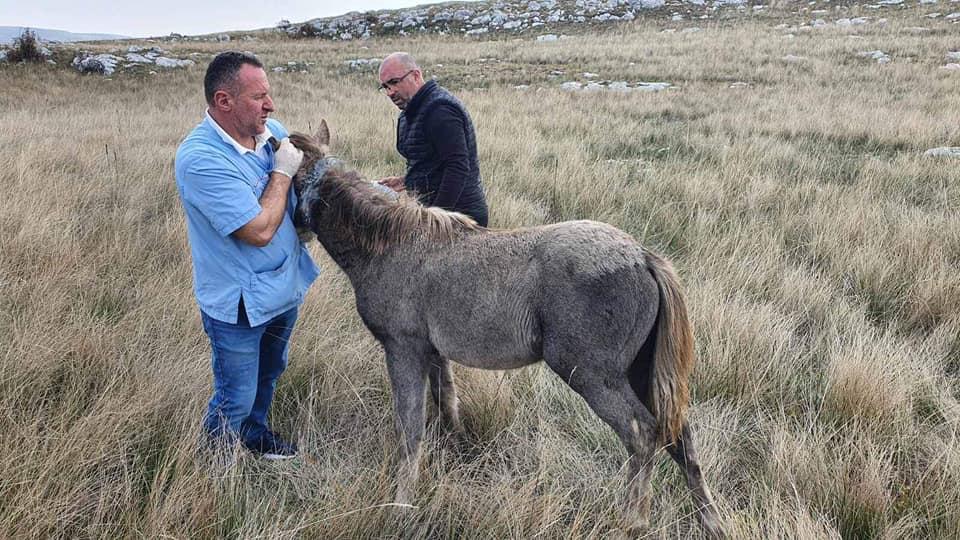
<box><xmin>380</xmin><ymin>52</ymin><xmax>419</xmax><ymax>77</ymax></box>
<box><xmin>378</xmin><ymin>51</ymin><xmax>426</xmax><ymax>110</ymax></box>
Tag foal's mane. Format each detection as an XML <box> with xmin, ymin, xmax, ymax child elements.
<box><xmin>290</xmin><ymin>132</ymin><xmax>480</xmax><ymax>255</ymax></box>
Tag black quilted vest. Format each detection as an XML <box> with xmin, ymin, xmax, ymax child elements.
<box><xmin>397</xmin><ymin>81</ymin><xmax>487</xmax><ymax>225</ymax></box>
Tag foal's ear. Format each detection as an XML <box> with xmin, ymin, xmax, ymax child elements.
<box><xmin>316</xmin><ymin>119</ymin><xmax>331</xmax><ymax>147</ymax></box>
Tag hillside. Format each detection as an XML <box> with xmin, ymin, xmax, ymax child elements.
<box><xmin>0</xmin><ymin>26</ymin><xmax>127</xmax><ymax>44</ymax></box>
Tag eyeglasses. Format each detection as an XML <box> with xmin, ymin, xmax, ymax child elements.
<box><xmin>379</xmin><ymin>70</ymin><xmax>415</xmax><ymax>91</ymax></box>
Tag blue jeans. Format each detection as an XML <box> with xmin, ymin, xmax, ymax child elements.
<box><xmin>200</xmin><ymin>302</ymin><xmax>298</xmax><ymax>447</ymax></box>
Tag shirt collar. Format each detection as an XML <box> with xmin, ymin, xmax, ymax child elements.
<box><xmin>205</xmin><ymin>110</ymin><xmax>274</xmax><ymax>155</ymax></box>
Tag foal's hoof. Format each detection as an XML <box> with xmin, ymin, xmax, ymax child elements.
<box><xmin>392</xmin><ymin>487</ymin><xmax>418</xmax><ymax>511</ymax></box>
<box><xmin>618</xmin><ymin>514</ymin><xmax>650</xmax><ymax>539</ymax></box>
<box><xmin>701</xmin><ymin>514</ymin><xmax>726</xmax><ymax>540</ymax></box>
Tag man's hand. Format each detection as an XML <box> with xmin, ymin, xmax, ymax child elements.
<box><xmin>377</xmin><ymin>175</ymin><xmax>405</xmax><ymax>192</ymax></box>
<box><xmin>272</xmin><ymin>138</ymin><xmax>304</xmax><ymax>179</ymax></box>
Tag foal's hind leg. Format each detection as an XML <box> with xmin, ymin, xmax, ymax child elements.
<box><xmin>428</xmin><ymin>357</ymin><xmax>464</xmax><ymax>434</ymax></box>
<box><xmin>548</xmin><ymin>366</ymin><xmax>659</xmax><ymax>531</ymax></box>
<box><xmin>666</xmin><ymin>422</ymin><xmax>725</xmax><ymax>538</ymax></box>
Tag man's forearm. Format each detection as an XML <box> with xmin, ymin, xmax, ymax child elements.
<box><xmin>233</xmin><ymin>172</ymin><xmax>292</xmax><ymax>247</ymax></box>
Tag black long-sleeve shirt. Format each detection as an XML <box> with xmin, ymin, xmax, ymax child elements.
<box><xmin>423</xmin><ymin>103</ymin><xmax>472</xmax><ymax>213</ymax></box>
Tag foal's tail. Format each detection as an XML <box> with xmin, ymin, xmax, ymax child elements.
<box><xmin>644</xmin><ymin>250</ymin><xmax>695</xmax><ymax>445</ymax></box>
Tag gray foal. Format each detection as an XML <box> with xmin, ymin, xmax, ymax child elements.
<box><xmin>290</xmin><ymin>123</ymin><xmax>724</xmax><ymax>538</ymax></box>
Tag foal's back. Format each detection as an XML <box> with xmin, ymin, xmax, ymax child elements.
<box><xmin>358</xmin><ymin>219</ymin><xmax>658</xmax><ymax>371</ymax></box>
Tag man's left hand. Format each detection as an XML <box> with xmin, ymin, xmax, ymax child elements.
<box><xmin>273</xmin><ymin>138</ymin><xmax>304</xmax><ymax>179</ymax></box>
<box><xmin>377</xmin><ymin>175</ymin><xmax>405</xmax><ymax>192</ymax></box>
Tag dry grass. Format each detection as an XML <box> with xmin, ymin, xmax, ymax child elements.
<box><xmin>2</xmin><ymin>3</ymin><xmax>960</xmax><ymax>538</ymax></box>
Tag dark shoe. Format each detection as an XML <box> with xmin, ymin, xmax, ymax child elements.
<box><xmin>245</xmin><ymin>430</ymin><xmax>298</xmax><ymax>461</ymax></box>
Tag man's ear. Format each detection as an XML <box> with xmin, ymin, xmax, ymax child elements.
<box><xmin>212</xmin><ymin>89</ymin><xmax>232</xmax><ymax>112</ymax></box>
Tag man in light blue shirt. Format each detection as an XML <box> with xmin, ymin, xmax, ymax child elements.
<box><xmin>175</xmin><ymin>51</ymin><xmax>319</xmax><ymax>460</ymax></box>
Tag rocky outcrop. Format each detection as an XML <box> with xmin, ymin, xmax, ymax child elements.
<box><xmin>72</xmin><ymin>46</ymin><xmax>194</xmax><ymax>75</ymax></box>
<box><xmin>273</xmin><ymin>0</ymin><xmax>958</xmax><ymax>43</ymax></box>
<box><xmin>282</xmin><ymin>0</ymin><xmax>699</xmax><ymax>41</ymax></box>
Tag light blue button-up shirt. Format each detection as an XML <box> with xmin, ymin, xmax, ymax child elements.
<box><xmin>174</xmin><ymin>114</ymin><xmax>319</xmax><ymax>326</ymax></box>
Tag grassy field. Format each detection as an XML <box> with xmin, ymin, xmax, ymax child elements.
<box><xmin>2</xmin><ymin>2</ymin><xmax>960</xmax><ymax>538</ymax></box>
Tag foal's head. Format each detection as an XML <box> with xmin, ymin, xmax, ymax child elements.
<box><xmin>288</xmin><ymin>120</ymin><xmax>331</xmax><ymax>192</ymax></box>
<box><xmin>283</xmin><ymin>120</ymin><xmax>332</xmax><ymax>242</ymax></box>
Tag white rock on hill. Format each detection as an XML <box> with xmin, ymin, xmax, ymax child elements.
<box><xmin>561</xmin><ymin>80</ymin><xmax>671</xmax><ymax>92</ymax></box>
<box><xmin>155</xmin><ymin>57</ymin><xmax>194</xmax><ymax>68</ymax></box>
<box><xmin>72</xmin><ymin>50</ymin><xmax>194</xmax><ymax>75</ymax></box>
<box><xmin>282</xmin><ymin>0</ymin><xmax>685</xmax><ymax>41</ymax></box>
<box><xmin>859</xmin><ymin>50</ymin><xmax>891</xmax><ymax>63</ymax></box>
<box><xmin>924</xmin><ymin>147</ymin><xmax>960</xmax><ymax>157</ymax></box>
<box><xmin>73</xmin><ymin>54</ymin><xmax>121</xmax><ymax>75</ymax></box>
<box><xmin>346</xmin><ymin>58</ymin><xmax>382</xmax><ymax>69</ymax></box>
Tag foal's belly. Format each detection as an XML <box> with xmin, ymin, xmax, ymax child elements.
<box><xmin>429</xmin><ymin>320</ymin><xmax>542</xmax><ymax>371</ymax></box>
<box><xmin>436</xmin><ymin>343</ymin><xmax>541</xmax><ymax>370</ymax></box>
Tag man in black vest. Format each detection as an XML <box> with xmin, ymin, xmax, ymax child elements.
<box><xmin>377</xmin><ymin>52</ymin><xmax>489</xmax><ymax>227</ymax></box>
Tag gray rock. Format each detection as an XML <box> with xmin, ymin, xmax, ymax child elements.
<box><xmin>0</xmin><ymin>50</ymin><xmax>7</xmax><ymax>62</ymax></box>
<box><xmin>471</xmin><ymin>14</ymin><xmax>492</xmax><ymax>25</ymax></box>
<box><xmin>859</xmin><ymin>50</ymin><xmax>891</xmax><ymax>63</ymax></box>
<box><xmin>453</xmin><ymin>9</ymin><xmax>475</xmax><ymax>21</ymax></box>
<box><xmin>536</xmin><ymin>34</ymin><xmax>559</xmax><ymax>41</ymax></box>
<box><xmin>634</xmin><ymin>81</ymin><xmax>671</xmax><ymax>91</ymax></box>
<box><xmin>73</xmin><ymin>53</ymin><xmax>121</xmax><ymax>75</ymax></box>
<box><xmin>924</xmin><ymin>147</ymin><xmax>960</xmax><ymax>157</ymax></box>
<box><xmin>346</xmin><ymin>57</ymin><xmax>381</xmax><ymax>69</ymax></box>
<box><xmin>125</xmin><ymin>53</ymin><xmax>153</xmax><ymax>63</ymax></box>
<box><xmin>155</xmin><ymin>56</ymin><xmax>194</xmax><ymax>68</ymax></box>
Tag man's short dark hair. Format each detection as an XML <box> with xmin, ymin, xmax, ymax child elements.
<box><xmin>204</xmin><ymin>51</ymin><xmax>263</xmax><ymax>106</ymax></box>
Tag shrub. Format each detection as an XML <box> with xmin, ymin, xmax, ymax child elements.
<box><xmin>9</xmin><ymin>28</ymin><xmax>44</xmax><ymax>63</ymax></box>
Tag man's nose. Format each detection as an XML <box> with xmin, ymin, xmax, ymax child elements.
<box><xmin>264</xmin><ymin>95</ymin><xmax>275</xmax><ymax>111</ymax></box>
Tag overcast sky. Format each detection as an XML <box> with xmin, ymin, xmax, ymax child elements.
<box><xmin>0</xmin><ymin>0</ymin><xmax>477</xmax><ymax>38</ymax></box>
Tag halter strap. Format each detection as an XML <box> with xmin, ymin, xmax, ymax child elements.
<box><xmin>300</xmin><ymin>156</ymin><xmax>340</xmax><ymax>189</ymax></box>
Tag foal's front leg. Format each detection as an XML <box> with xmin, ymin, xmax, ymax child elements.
<box><xmin>385</xmin><ymin>345</ymin><xmax>429</xmax><ymax>507</ymax></box>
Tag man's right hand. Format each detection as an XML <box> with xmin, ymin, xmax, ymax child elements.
<box><xmin>377</xmin><ymin>175</ymin><xmax>405</xmax><ymax>192</ymax></box>
<box><xmin>272</xmin><ymin>138</ymin><xmax>304</xmax><ymax>179</ymax></box>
